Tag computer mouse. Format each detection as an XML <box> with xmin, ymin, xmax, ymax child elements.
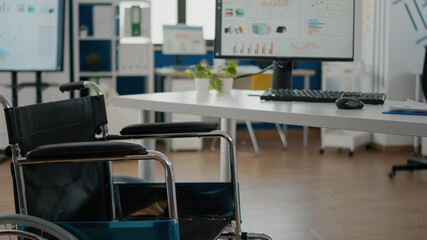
<box><xmin>335</xmin><ymin>97</ymin><xmax>364</xmax><ymax>109</ymax></box>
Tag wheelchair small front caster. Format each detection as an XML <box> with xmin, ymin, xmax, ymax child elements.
<box><xmin>319</xmin><ymin>149</ymin><xmax>324</xmax><ymax>154</ymax></box>
<box><xmin>388</xmin><ymin>171</ymin><xmax>395</xmax><ymax>178</ymax></box>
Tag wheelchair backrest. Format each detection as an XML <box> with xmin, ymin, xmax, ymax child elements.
<box><xmin>4</xmin><ymin>95</ymin><xmax>114</xmax><ymax>222</ymax></box>
<box><xmin>4</xmin><ymin>95</ymin><xmax>107</xmax><ymax>155</ymax></box>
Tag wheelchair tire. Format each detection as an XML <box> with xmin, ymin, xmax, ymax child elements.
<box><xmin>0</xmin><ymin>214</ymin><xmax>78</xmax><ymax>240</ymax></box>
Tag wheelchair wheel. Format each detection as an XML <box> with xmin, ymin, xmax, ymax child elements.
<box><xmin>0</xmin><ymin>214</ymin><xmax>78</xmax><ymax>240</ymax></box>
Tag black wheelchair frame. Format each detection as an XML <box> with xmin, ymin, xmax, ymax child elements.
<box><xmin>0</xmin><ymin>81</ymin><xmax>271</xmax><ymax>240</ymax></box>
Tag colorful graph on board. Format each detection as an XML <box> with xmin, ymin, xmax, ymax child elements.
<box><xmin>0</xmin><ymin>49</ymin><xmax>10</xmax><ymax>61</ymax></box>
<box><xmin>311</xmin><ymin>0</ymin><xmax>342</xmax><ymax>10</ymax></box>
<box><xmin>308</xmin><ymin>19</ymin><xmax>325</xmax><ymax>34</ymax></box>
<box><xmin>233</xmin><ymin>42</ymin><xmax>274</xmax><ymax>55</ymax></box>
<box><xmin>261</xmin><ymin>0</ymin><xmax>289</xmax><ymax>7</ymax></box>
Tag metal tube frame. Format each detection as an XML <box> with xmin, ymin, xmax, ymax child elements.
<box><xmin>0</xmin><ymin>229</ymin><xmax>45</xmax><ymax>240</ymax></box>
<box><xmin>13</xmin><ymin>151</ymin><xmax>178</xmax><ymax>220</ymax></box>
<box><xmin>0</xmin><ymin>84</ymin><xmax>270</xmax><ymax>239</ymax></box>
<box><xmin>82</xmin><ymin>81</ymin><xmax>103</xmax><ymax>96</ymax></box>
<box><xmin>110</xmin><ymin>130</ymin><xmax>242</xmax><ymax>238</ymax></box>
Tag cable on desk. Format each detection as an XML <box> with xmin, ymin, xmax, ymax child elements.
<box><xmin>235</xmin><ymin>64</ymin><xmax>273</xmax><ymax>79</ymax></box>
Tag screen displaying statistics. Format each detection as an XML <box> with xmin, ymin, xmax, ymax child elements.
<box><xmin>214</xmin><ymin>0</ymin><xmax>354</xmax><ymax>61</ymax></box>
<box><xmin>0</xmin><ymin>0</ymin><xmax>64</xmax><ymax>71</ymax></box>
<box><xmin>162</xmin><ymin>25</ymin><xmax>206</xmax><ymax>55</ymax></box>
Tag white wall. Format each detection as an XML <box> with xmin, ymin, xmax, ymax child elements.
<box><xmin>360</xmin><ymin>0</ymin><xmax>426</xmax><ymax>146</ymax></box>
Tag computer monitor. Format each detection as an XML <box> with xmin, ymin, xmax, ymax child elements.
<box><xmin>162</xmin><ymin>25</ymin><xmax>206</xmax><ymax>66</ymax></box>
<box><xmin>0</xmin><ymin>0</ymin><xmax>65</xmax><ymax>71</ymax></box>
<box><xmin>214</xmin><ymin>0</ymin><xmax>355</xmax><ymax>89</ymax></box>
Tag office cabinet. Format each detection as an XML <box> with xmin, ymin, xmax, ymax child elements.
<box><xmin>320</xmin><ymin>62</ymin><xmax>371</xmax><ymax>156</ymax></box>
<box><xmin>167</xmin><ymin>78</ymin><xmax>203</xmax><ymax>151</ymax></box>
<box><xmin>72</xmin><ymin>0</ymin><xmax>154</xmax><ymax>94</ymax></box>
<box><xmin>414</xmin><ymin>73</ymin><xmax>427</xmax><ymax>156</ymax></box>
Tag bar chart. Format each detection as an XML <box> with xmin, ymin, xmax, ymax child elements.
<box><xmin>261</xmin><ymin>0</ymin><xmax>289</xmax><ymax>7</ymax></box>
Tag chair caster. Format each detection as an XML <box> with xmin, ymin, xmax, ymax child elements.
<box><xmin>348</xmin><ymin>151</ymin><xmax>354</xmax><ymax>157</ymax></box>
<box><xmin>388</xmin><ymin>171</ymin><xmax>395</xmax><ymax>179</ymax></box>
<box><xmin>319</xmin><ymin>149</ymin><xmax>324</xmax><ymax>154</ymax></box>
<box><xmin>366</xmin><ymin>144</ymin><xmax>371</xmax><ymax>150</ymax></box>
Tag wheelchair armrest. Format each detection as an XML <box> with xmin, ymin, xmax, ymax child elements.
<box><xmin>26</xmin><ymin>141</ymin><xmax>147</xmax><ymax>161</ymax></box>
<box><xmin>24</xmin><ymin>141</ymin><xmax>179</xmax><ymax>220</ymax></box>
<box><xmin>120</xmin><ymin>122</ymin><xmax>218</xmax><ymax>135</ymax></box>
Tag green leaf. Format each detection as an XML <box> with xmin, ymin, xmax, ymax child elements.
<box><xmin>215</xmin><ymin>78</ymin><xmax>223</xmax><ymax>93</ymax></box>
<box><xmin>227</xmin><ymin>68</ymin><xmax>237</xmax><ymax>76</ymax></box>
<box><xmin>185</xmin><ymin>69</ymin><xmax>194</xmax><ymax>78</ymax></box>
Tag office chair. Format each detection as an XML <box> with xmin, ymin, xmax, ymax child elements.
<box><xmin>388</xmin><ymin>46</ymin><xmax>427</xmax><ymax>178</ymax></box>
<box><xmin>0</xmin><ymin>81</ymin><xmax>271</xmax><ymax>240</ymax></box>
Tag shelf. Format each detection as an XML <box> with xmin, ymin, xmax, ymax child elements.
<box><xmin>79</xmin><ymin>36</ymin><xmax>118</xmax><ymax>41</ymax></box>
<box><xmin>119</xmin><ymin>37</ymin><xmax>151</xmax><ymax>44</ymax></box>
<box><xmin>116</xmin><ymin>71</ymin><xmax>150</xmax><ymax>76</ymax></box>
<box><xmin>79</xmin><ymin>72</ymin><xmax>114</xmax><ymax>77</ymax></box>
<box><xmin>78</xmin><ymin>0</ymin><xmax>114</xmax><ymax>4</ymax></box>
<box><xmin>73</xmin><ymin>0</ymin><xmax>154</xmax><ymax>93</ymax></box>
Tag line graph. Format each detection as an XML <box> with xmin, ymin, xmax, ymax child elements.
<box><xmin>291</xmin><ymin>43</ymin><xmax>320</xmax><ymax>50</ymax></box>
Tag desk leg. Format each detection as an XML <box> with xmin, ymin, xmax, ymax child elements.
<box><xmin>138</xmin><ymin>110</ymin><xmax>156</xmax><ymax>181</ymax></box>
<box><xmin>303</xmin><ymin>126</ymin><xmax>309</xmax><ymax>148</ymax></box>
<box><xmin>220</xmin><ymin>118</ymin><xmax>236</xmax><ymax>182</ymax></box>
<box><xmin>303</xmin><ymin>75</ymin><xmax>310</xmax><ymax>148</ymax></box>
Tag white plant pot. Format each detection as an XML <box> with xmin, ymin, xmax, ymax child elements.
<box><xmin>194</xmin><ymin>78</ymin><xmax>210</xmax><ymax>93</ymax></box>
<box><xmin>220</xmin><ymin>77</ymin><xmax>234</xmax><ymax>94</ymax></box>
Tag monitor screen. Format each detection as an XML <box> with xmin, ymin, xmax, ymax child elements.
<box><xmin>0</xmin><ymin>0</ymin><xmax>65</xmax><ymax>71</ymax></box>
<box><xmin>214</xmin><ymin>0</ymin><xmax>355</xmax><ymax>89</ymax></box>
<box><xmin>214</xmin><ymin>0</ymin><xmax>354</xmax><ymax>61</ymax></box>
<box><xmin>162</xmin><ymin>25</ymin><xmax>206</xmax><ymax>55</ymax></box>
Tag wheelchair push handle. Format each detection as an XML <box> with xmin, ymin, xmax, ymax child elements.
<box><xmin>59</xmin><ymin>81</ymin><xmax>104</xmax><ymax>95</ymax></box>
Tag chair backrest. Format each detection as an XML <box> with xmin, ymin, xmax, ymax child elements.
<box><xmin>4</xmin><ymin>95</ymin><xmax>114</xmax><ymax>222</ymax></box>
<box><xmin>5</xmin><ymin>95</ymin><xmax>107</xmax><ymax>154</ymax></box>
<box><xmin>251</xmin><ymin>73</ymin><xmax>273</xmax><ymax>90</ymax></box>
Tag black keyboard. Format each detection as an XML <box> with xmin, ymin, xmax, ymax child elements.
<box><xmin>260</xmin><ymin>88</ymin><xmax>386</xmax><ymax>105</ymax></box>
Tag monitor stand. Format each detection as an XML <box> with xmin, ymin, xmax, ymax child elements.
<box><xmin>10</xmin><ymin>71</ymin><xmax>49</xmax><ymax>106</ymax></box>
<box><xmin>173</xmin><ymin>55</ymin><xmax>190</xmax><ymax>71</ymax></box>
<box><xmin>272</xmin><ymin>60</ymin><xmax>293</xmax><ymax>90</ymax></box>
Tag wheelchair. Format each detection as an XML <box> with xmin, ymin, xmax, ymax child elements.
<box><xmin>0</xmin><ymin>81</ymin><xmax>271</xmax><ymax>240</ymax></box>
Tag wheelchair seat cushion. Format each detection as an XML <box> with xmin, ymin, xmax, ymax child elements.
<box><xmin>120</xmin><ymin>122</ymin><xmax>218</xmax><ymax>135</ymax></box>
<box><xmin>26</xmin><ymin>141</ymin><xmax>147</xmax><ymax>160</ymax></box>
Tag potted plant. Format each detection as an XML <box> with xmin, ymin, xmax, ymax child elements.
<box><xmin>185</xmin><ymin>64</ymin><xmax>214</xmax><ymax>93</ymax></box>
<box><xmin>185</xmin><ymin>61</ymin><xmax>238</xmax><ymax>94</ymax></box>
<box><xmin>212</xmin><ymin>60</ymin><xmax>238</xmax><ymax>93</ymax></box>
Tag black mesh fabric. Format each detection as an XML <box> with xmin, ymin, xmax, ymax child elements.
<box><xmin>5</xmin><ymin>96</ymin><xmax>113</xmax><ymax>222</ymax></box>
<box><xmin>6</xmin><ymin>95</ymin><xmax>107</xmax><ymax>154</ymax></box>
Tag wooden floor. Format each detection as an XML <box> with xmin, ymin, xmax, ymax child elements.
<box><xmin>1</xmin><ymin>129</ymin><xmax>427</xmax><ymax>239</ymax></box>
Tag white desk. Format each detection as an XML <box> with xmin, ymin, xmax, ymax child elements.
<box><xmin>114</xmin><ymin>90</ymin><xmax>427</xmax><ymax>181</ymax></box>
<box><xmin>155</xmin><ymin>67</ymin><xmax>316</xmax><ymax>147</ymax></box>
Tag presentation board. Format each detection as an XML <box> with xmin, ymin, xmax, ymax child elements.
<box><xmin>0</xmin><ymin>0</ymin><xmax>64</xmax><ymax>71</ymax></box>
